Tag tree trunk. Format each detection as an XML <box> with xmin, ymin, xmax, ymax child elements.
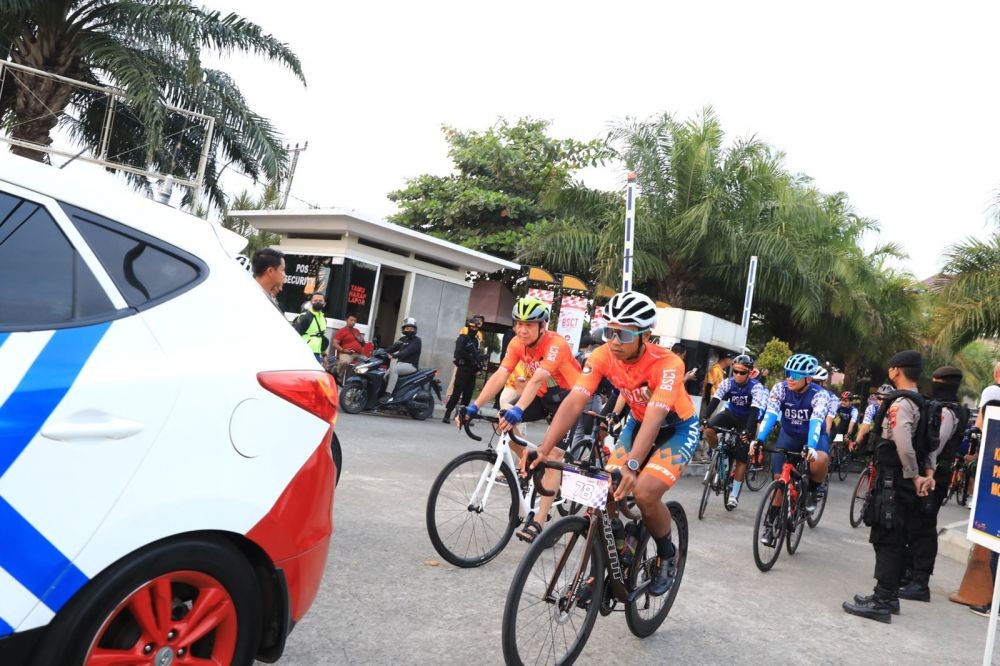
<box><xmin>7</xmin><ymin>28</ymin><xmax>77</xmax><ymax>162</ymax></box>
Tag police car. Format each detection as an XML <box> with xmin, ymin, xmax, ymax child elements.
<box><xmin>0</xmin><ymin>155</ymin><xmax>339</xmax><ymax>665</ymax></box>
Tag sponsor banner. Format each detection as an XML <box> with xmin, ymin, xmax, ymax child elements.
<box><xmin>557</xmin><ymin>295</ymin><xmax>588</xmax><ymax>354</ymax></box>
<box><xmin>527</xmin><ymin>288</ymin><xmax>555</xmax><ymax>307</ymax></box>
<box><xmin>591</xmin><ymin>306</ymin><xmax>607</xmax><ymax>335</ymax></box>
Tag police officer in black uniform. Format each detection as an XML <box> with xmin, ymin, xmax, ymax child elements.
<box><xmin>843</xmin><ymin>350</ymin><xmax>936</xmax><ymax>623</ymax></box>
<box><xmin>897</xmin><ymin>365</ymin><xmax>965</xmax><ymax>600</ymax></box>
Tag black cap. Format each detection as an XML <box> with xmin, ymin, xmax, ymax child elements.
<box><xmin>932</xmin><ymin>365</ymin><xmax>963</xmax><ymax>384</ymax></box>
<box><xmin>888</xmin><ymin>350</ymin><xmax>922</xmax><ymax>370</ymax></box>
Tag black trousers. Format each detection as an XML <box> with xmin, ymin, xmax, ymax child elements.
<box><xmin>445</xmin><ymin>365</ymin><xmax>478</xmax><ymax>414</ymax></box>
<box><xmin>869</xmin><ymin>469</ymin><xmax>926</xmax><ymax>597</ymax></box>
<box><xmin>903</xmin><ymin>466</ymin><xmax>950</xmax><ymax>583</ymax></box>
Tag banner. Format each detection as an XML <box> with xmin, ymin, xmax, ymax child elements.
<box><xmin>969</xmin><ymin>405</ymin><xmax>1000</xmax><ymax>549</ymax></box>
<box><xmin>527</xmin><ymin>287</ymin><xmax>555</xmax><ymax>307</ymax></box>
<box><xmin>557</xmin><ymin>295</ymin><xmax>589</xmax><ymax>354</ymax></box>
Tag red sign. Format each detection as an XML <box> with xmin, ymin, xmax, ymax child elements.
<box><xmin>348</xmin><ymin>284</ymin><xmax>368</xmax><ymax>306</ymax></box>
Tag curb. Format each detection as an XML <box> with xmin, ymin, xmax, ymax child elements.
<box><xmin>939</xmin><ymin>519</ymin><xmax>973</xmax><ymax>565</ymax></box>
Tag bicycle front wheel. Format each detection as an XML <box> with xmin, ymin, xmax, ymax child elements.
<box><xmin>850</xmin><ymin>467</ymin><xmax>871</xmax><ymax>528</ymax></box>
<box><xmin>426</xmin><ymin>449</ymin><xmax>519</xmax><ymax>568</ymax></box>
<box><xmin>837</xmin><ymin>448</ymin><xmax>850</xmax><ymax>481</ymax></box>
<box><xmin>746</xmin><ymin>450</ymin><xmax>770</xmax><ymax>492</ymax></box>
<box><xmin>753</xmin><ymin>480</ymin><xmax>787</xmax><ymax>572</ymax></box>
<box><xmin>502</xmin><ymin>516</ymin><xmax>603</xmax><ymax>666</ymax></box>
<box><xmin>698</xmin><ymin>451</ymin><xmax>718</xmax><ymax>520</ymax></box>
<box><xmin>625</xmin><ymin>501</ymin><xmax>688</xmax><ymax>638</ymax></box>
<box><xmin>787</xmin><ymin>489</ymin><xmax>807</xmax><ymax>554</ymax></box>
<box><xmin>806</xmin><ymin>479</ymin><xmax>828</xmax><ymax>529</ymax></box>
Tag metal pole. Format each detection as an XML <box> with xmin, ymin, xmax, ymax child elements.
<box><xmin>740</xmin><ymin>255</ymin><xmax>759</xmax><ymax>330</ymax></box>
<box><xmin>282</xmin><ymin>141</ymin><xmax>308</xmax><ymax>209</ymax></box>
<box><xmin>191</xmin><ymin>115</ymin><xmax>215</xmax><ymax>212</ymax></box>
<box><xmin>622</xmin><ymin>171</ymin><xmax>637</xmax><ymax>291</ymax></box>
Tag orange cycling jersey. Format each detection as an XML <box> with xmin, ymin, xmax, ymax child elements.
<box><xmin>500</xmin><ymin>330</ymin><xmax>581</xmax><ymax>396</ymax></box>
<box><xmin>574</xmin><ymin>343</ymin><xmax>695</xmax><ymax>423</ymax></box>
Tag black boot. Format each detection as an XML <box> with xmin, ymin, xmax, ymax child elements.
<box><xmin>442</xmin><ymin>409</ymin><xmax>452</xmax><ymax>424</ymax></box>
<box><xmin>843</xmin><ymin>590</ymin><xmax>895</xmax><ymax>623</ymax></box>
<box><xmin>898</xmin><ymin>581</ymin><xmax>931</xmax><ymax>602</ymax></box>
<box><xmin>852</xmin><ymin>593</ymin><xmax>900</xmax><ymax>614</ymax></box>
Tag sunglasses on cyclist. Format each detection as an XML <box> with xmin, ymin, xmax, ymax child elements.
<box><xmin>732</xmin><ymin>369</ymin><xmax>749</xmax><ymax>376</ymax></box>
<box><xmin>601</xmin><ymin>326</ymin><xmax>649</xmax><ymax>344</ymax></box>
<box><xmin>784</xmin><ymin>370</ymin><xmax>810</xmax><ymax>381</ymax></box>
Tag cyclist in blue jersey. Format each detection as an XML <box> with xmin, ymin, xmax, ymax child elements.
<box><xmin>811</xmin><ymin>365</ymin><xmax>838</xmax><ymax>453</ymax></box>
<box><xmin>701</xmin><ymin>354</ymin><xmax>769</xmax><ymax>509</ymax></box>
<box><xmin>833</xmin><ymin>391</ymin><xmax>860</xmax><ymax>441</ymax></box>
<box><xmin>852</xmin><ymin>384</ymin><xmax>893</xmax><ymax>453</ymax></box>
<box><xmin>752</xmin><ymin>353</ymin><xmax>834</xmax><ymax>546</ymax></box>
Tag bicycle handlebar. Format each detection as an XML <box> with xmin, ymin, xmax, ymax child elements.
<box><xmin>459</xmin><ymin>411</ymin><xmax>531</xmax><ymax>448</ymax></box>
<box><xmin>755</xmin><ymin>444</ymin><xmax>809</xmax><ymax>459</ymax></box>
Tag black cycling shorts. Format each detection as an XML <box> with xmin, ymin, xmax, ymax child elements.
<box><xmin>707</xmin><ymin>409</ymin><xmax>749</xmax><ymax>463</ymax></box>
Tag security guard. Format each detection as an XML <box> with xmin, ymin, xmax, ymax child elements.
<box><xmin>898</xmin><ymin>365</ymin><xmax>964</xmax><ymax>601</ymax></box>
<box><xmin>843</xmin><ymin>350</ymin><xmax>935</xmax><ymax>623</ymax></box>
<box><xmin>295</xmin><ymin>293</ymin><xmax>328</xmax><ymax>364</ymax></box>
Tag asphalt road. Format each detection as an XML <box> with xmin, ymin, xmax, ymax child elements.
<box><xmin>266</xmin><ymin>412</ymin><xmax>993</xmax><ymax>665</ymax></box>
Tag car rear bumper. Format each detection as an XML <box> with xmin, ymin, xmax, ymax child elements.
<box><xmin>247</xmin><ymin>428</ymin><xmax>335</xmax><ymax>622</ymax></box>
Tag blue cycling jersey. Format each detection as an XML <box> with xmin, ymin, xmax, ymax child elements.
<box><xmin>862</xmin><ymin>403</ymin><xmax>878</xmax><ymax>425</ymax></box>
<box><xmin>758</xmin><ymin>381</ymin><xmax>832</xmax><ymax>448</ymax></box>
<box><xmin>836</xmin><ymin>404</ymin><xmax>859</xmax><ymax>423</ymax></box>
<box><xmin>712</xmin><ymin>376</ymin><xmax>769</xmax><ymax>420</ymax></box>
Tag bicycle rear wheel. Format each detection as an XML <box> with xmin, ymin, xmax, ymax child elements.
<box><xmin>806</xmin><ymin>478</ymin><xmax>828</xmax><ymax>529</ymax></box>
<box><xmin>426</xmin><ymin>450</ymin><xmax>519</xmax><ymax>568</ymax></box>
<box><xmin>958</xmin><ymin>469</ymin><xmax>970</xmax><ymax>506</ymax></box>
<box><xmin>698</xmin><ymin>451</ymin><xmax>718</xmax><ymax>520</ymax></box>
<box><xmin>753</xmin><ymin>481</ymin><xmax>787</xmax><ymax>572</ymax></box>
<box><xmin>746</xmin><ymin>450</ymin><xmax>770</xmax><ymax>492</ymax></box>
<box><xmin>850</xmin><ymin>467</ymin><xmax>870</xmax><ymax>528</ymax></box>
<box><xmin>625</xmin><ymin>501</ymin><xmax>688</xmax><ymax>638</ymax></box>
<box><xmin>501</xmin><ymin>516</ymin><xmax>603</xmax><ymax>666</ymax></box>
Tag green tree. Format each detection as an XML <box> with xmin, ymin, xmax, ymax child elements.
<box><xmin>756</xmin><ymin>338</ymin><xmax>793</xmax><ymax>388</ymax></box>
<box><xmin>222</xmin><ymin>181</ymin><xmax>282</xmax><ymax>254</ymax></box>
<box><xmin>0</xmin><ymin>0</ymin><xmax>304</xmax><ymax>208</ymax></box>
<box><xmin>388</xmin><ymin>118</ymin><xmax>607</xmax><ymax>259</ymax></box>
<box><xmin>931</xmin><ymin>230</ymin><xmax>1000</xmax><ymax>351</ymax></box>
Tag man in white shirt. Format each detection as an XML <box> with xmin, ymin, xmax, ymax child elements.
<box><xmin>975</xmin><ymin>361</ymin><xmax>1000</xmax><ymax>429</ymax></box>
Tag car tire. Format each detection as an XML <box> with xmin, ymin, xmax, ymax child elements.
<box><xmin>331</xmin><ymin>432</ymin><xmax>343</xmax><ymax>486</ymax></box>
<box><xmin>31</xmin><ymin>537</ymin><xmax>262</xmax><ymax>666</ymax></box>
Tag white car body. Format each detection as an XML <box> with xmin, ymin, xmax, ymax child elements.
<box><xmin>0</xmin><ymin>155</ymin><xmax>337</xmax><ymax>663</ymax></box>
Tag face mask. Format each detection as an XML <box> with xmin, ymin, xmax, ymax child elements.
<box><xmin>312</xmin><ymin>302</ymin><xmax>325</xmax><ymax>311</ymax></box>
<box><xmin>931</xmin><ymin>382</ymin><xmax>958</xmax><ymax>401</ymax></box>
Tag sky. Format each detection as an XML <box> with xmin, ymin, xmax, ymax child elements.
<box><xmin>197</xmin><ymin>0</ymin><xmax>999</xmax><ymax>279</ymax></box>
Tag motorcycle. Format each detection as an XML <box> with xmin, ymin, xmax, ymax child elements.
<box><xmin>338</xmin><ymin>349</ymin><xmax>443</xmax><ymax>420</ymax></box>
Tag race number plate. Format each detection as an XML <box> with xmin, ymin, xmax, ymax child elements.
<box><xmin>560</xmin><ymin>470</ymin><xmax>610</xmax><ymax>509</ymax></box>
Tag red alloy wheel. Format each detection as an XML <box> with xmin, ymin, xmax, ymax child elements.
<box><xmin>84</xmin><ymin>570</ymin><xmax>238</xmax><ymax>665</ymax></box>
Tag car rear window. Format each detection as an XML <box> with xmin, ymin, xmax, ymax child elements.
<box><xmin>65</xmin><ymin>204</ymin><xmax>206</xmax><ymax>310</ymax></box>
<box><xmin>0</xmin><ymin>193</ymin><xmax>115</xmax><ymax>328</ymax></box>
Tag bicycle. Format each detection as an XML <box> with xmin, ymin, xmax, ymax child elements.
<box><xmin>425</xmin><ymin>413</ymin><xmax>578</xmax><ymax>568</ymax></box>
<box><xmin>943</xmin><ymin>457</ymin><xmax>971</xmax><ymax>507</ymax></box>
<box><xmin>830</xmin><ymin>434</ymin><xmax>851</xmax><ymax>481</ymax></box>
<box><xmin>850</xmin><ymin>453</ymin><xmax>877</xmax><ymax>528</ymax></box>
<box><xmin>698</xmin><ymin>427</ymin><xmax>740</xmax><ymax>519</ymax></box>
<box><xmin>752</xmin><ymin>447</ymin><xmax>818</xmax><ymax>572</ymax></box>
<box><xmin>745</xmin><ymin>444</ymin><xmax>772</xmax><ymax>492</ymax></box>
<box><xmin>501</xmin><ymin>456</ymin><xmax>688</xmax><ymax>665</ymax></box>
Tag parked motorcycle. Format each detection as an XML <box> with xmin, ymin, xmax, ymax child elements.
<box><xmin>339</xmin><ymin>349</ymin><xmax>443</xmax><ymax>420</ymax></box>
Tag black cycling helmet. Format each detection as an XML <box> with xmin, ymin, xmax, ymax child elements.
<box><xmin>732</xmin><ymin>354</ymin><xmax>754</xmax><ymax>369</ymax></box>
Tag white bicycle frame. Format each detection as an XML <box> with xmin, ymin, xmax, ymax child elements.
<box><xmin>468</xmin><ymin>431</ymin><xmax>567</xmax><ymax>521</ymax></box>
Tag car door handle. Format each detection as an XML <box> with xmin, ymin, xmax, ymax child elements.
<box><xmin>41</xmin><ymin>410</ymin><xmax>144</xmax><ymax>441</ymax></box>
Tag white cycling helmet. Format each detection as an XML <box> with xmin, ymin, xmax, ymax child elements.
<box><xmin>605</xmin><ymin>291</ymin><xmax>657</xmax><ymax>329</ymax></box>
<box><xmin>812</xmin><ymin>366</ymin><xmax>829</xmax><ymax>381</ymax></box>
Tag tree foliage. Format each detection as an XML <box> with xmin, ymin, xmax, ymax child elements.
<box><xmin>0</xmin><ymin>0</ymin><xmax>304</xmax><ymax>209</ymax></box>
<box><xmin>931</xmin><ymin>230</ymin><xmax>1000</xmax><ymax>352</ymax></box>
<box><xmin>756</xmin><ymin>338</ymin><xmax>792</xmax><ymax>388</ymax></box>
<box><xmin>388</xmin><ymin>118</ymin><xmax>608</xmax><ymax>259</ymax></box>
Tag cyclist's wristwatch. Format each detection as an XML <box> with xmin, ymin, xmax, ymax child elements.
<box><xmin>626</xmin><ymin>459</ymin><xmax>640</xmax><ymax>473</ymax></box>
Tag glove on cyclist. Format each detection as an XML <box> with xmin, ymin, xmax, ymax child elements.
<box><xmin>502</xmin><ymin>406</ymin><xmax>524</xmax><ymax>427</ymax></box>
<box><xmin>461</xmin><ymin>404</ymin><xmax>479</xmax><ymax>422</ymax></box>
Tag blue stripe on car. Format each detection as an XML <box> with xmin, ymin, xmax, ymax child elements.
<box><xmin>0</xmin><ymin>615</ymin><xmax>12</xmax><ymax>637</ymax></box>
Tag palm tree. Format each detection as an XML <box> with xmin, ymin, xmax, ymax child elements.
<box><xmin>932</xmin><ymin>230</ymin><xmax>1000</xmax><ymax>351</ymax></box>
<box><xmin>0</xmin><ymin>1</ymin><xmax>304</xmax><ymax>208</ymax></box>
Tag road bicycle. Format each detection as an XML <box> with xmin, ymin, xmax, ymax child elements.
<box><xmin>698</xmin><ymin>426</ymin><xmax>740</xmax><ymax>519</ymax></box>
<box><xmin>501</xmin><ymin>455</ymin><xmax>688</xmax><ymax>665</ymax></box>
<box><xmin>849</xmin><ymin>453</ymin><xmax>877</xmax><ymax>528</ymax></box>
<box><xmin>942</xmin><ymin>456</ymin><xmax>972</xmax><ymax>507</ymax></box>
<box><xmin>425</xmin><ymin>413</ymin><xmax>577</xmax><ymax>568</ymax></box>
<box><xmin>828</xmin><ymin>434</ymin><xmax>852</xmax><ymax>481</ymax></box>
<box><xmin>752</xmin><ymin>447</ymin><xmax>820</xmax><ymax>572</ymax></box>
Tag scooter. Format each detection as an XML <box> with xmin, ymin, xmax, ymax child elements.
<box><xmin>338</xmin><ymin>349</ymin><xmax>443</xmax><ymax>420</ymax></box>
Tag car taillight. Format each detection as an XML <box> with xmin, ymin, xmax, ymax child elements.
<box><xmin>257</xmin><ymin>371</ymin><xmax>339</xmax><ymax>426</ymax></box>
